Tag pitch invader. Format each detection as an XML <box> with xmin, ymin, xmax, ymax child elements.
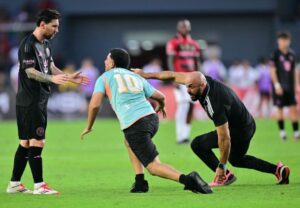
<box><xmin>270</xmin><ymin>31</ymin><xmax>300</xmax><ymax>141</ymax></box>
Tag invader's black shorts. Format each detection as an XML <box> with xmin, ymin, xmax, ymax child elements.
<box><xmin>123</xmin><ymin>113</ymin><xmax>159</xmax><ymax>167</ymax></box>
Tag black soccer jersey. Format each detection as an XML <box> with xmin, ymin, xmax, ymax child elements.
<box><xmin>270</xmin><ymin>49</ymin><xmax>296</xmax><ymax>93</ymax></box>
<box><xmin>198</xmin><ymin>76</ymin><xmax>254</xmax><ymax>128</ymax></box>
<box><xmin>16</xmin><ymin>34</ymin><xmax>53</xmax><ymax>106</ymax></box>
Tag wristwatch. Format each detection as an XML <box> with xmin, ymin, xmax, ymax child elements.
<box><xmin>218</xmin><ymin>163</ymin><xmax>227</xmax><ymax>170</ymax></box>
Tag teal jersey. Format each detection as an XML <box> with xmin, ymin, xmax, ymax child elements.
<box><xmin>94</xmin><ymin>68</ymin><xmax>156</xmax><ymax>129</ymax></box>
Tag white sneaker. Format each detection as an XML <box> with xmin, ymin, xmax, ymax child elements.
<box><xmin>294</xmin><ymin>131</ymin><xmax>300</xmax><ymax>141</ymax></box>
<box><xmin>33</xmin><ymin>183</ymin><xmax>59</xmax><ymax>195</ymax></box>
<box><xmin>6</xmin><ymin>181</ymin><xmax>32</xmax><ymax>194</ymax></box>
<box><xmin>279</xmin><ymin>131</ymin><xmax>287</xmax><ymax>141</ymax></box>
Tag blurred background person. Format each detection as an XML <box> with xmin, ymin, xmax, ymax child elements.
<box><xmin>166</xmin><ymin>19</ymin><xmax>201</xmax><ymax>144</ymax></box>
<box><xmin>142</xmin><ymin>57</ymin><xmax>163</xmax><ymax>89</ymax></box>
<box><xmin>229</xmin><ymin>60</ymin><xmax>257</xmax><ymax>97</ymax></box>
<box><xmin>79</xmin><ymin>58</ymin><xmax>99</xmax><ymax>100</ymax></box>
<box><xmin>256</xmin><ymin>57</ymin><xmax>272</xmax><ymax>118</ymax></box>
<box><xmin>9</xmin><ymin>46</ymin><xmax>19</xmax><ymax>93</ymax></box>
<box><xmin>270</xmin><ymin>31</ymin><xmax>300</xmax><ymax>141</ymax></box>
<box><xmin>228</xmin><ymin>60</ymin><xmax>242</xmax><ymax>87</ymax></box>
<box><xmin>202</xmin><ymin>45</ymin><xmax>227</xmax><ymax>82</ymax></box>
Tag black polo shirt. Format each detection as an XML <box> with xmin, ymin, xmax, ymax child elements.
<box><xmin>199</xmin><ymin>76</ymin><xmax>254</xmax><ymax>128</ymax></box>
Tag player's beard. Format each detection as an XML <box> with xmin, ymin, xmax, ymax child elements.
<box><xmin>44</xmin><ymin>32</ymin><xmax>56</xmax><ymax>40</ymax></box>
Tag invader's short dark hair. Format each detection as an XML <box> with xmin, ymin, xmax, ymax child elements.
<box><xmin>277</xmin><ymin>31</ymin><xmax>292</xmax><ymax>40</ymax></box>
<box><xmin>109</xmin><ymin>48</ymin><xmax>130</xmax><ymax>68</ymax></box>
<box><xmin>36</xmin><ymin>9</ymin><xmax>61</xmax><ymax>26</ymax></box>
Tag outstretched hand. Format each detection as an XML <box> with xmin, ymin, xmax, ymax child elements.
<box><xmin>80</xmin><ymin>127</ymin><xmax>92</xmax><ymax>140</ymax></box>
<box><xmin>69</xmin><ymin>71</ymin><xmax>90</xmax><ymax>85</ymax></box>
<box><xmin>52</xmin><ymin>74</ymin><xmax>69</xmax><ymax>85</ymax></box>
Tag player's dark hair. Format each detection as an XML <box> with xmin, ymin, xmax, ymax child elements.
<box><xmin>36</xmin><ymin>9</ymin><xmax>61</xmax><ymax>26</ymax></box>
<box><xmin>109</xmin><ymin>48</ymin><xmax>130</xmax><ymax>69</ymax></box>
<box><xmin>277</xmin><ymin>31</ymin><xmax>291</xmax><ymax>40</ymax></box>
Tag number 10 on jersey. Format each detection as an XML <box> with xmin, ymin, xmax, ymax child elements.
<box><xmin>114</xmin><ymin>74</ymin><xmax>143</xmax><ymax>93</ymax></box>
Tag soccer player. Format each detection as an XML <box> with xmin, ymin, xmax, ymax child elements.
<box><xmin>80</xmin><ymin>48</ymin><xmax>212</xmax><ymax>194</ymax></box>
<box><xmin>270</xmin><ymin>31</ymin><xmax>300</xmax><ymax>141</ymax></box>
<box><xmin>166</xmin><ymin>19</ymin><xmax>201</xmax><ymax>144</ymax></box>
<box><xmin>134</xmin><ymin>69</ymin><xmax>290</xmax><ymax>186</ymax></box>
<box><xmin>6</xmin><ymin>9</ymin><xmax>89</xmax><ymax>195</ymax></box>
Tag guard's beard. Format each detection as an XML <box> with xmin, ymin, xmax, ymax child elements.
<box><xmin>190</xmin><ymin>90</ymin><xmax>202</xmax><ymax>101</ymax></box>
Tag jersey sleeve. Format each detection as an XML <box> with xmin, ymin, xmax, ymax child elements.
<box><xmin>94</xmin><ymin>75</ymin><xmax>105</xmax><ymax>94</ymax></box>
<box><xmin>21</xmin><ymin>44</ymin><xmax>36</xmax><ymax>69</ymax></box>
<box><xmin>211</xmin><ymin>92</ymin><xmax>228</xmax><ymax>126</ymax></box>
<box><xmin>212</xmin><ymin>107</ymin><xmax>228</xmax><ymax>127</ymax></box>
<box><xmin>166</xmin><ymin>39</ymin><xmax>176</xmax><ymax>56</ymax></box>
<box><xmin>142</xmin><ymin>77</ymin><xmax>156</xmax><ymax>98</ymax></box>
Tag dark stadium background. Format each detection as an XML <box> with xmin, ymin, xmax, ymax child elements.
<box><xmin>0</xmin><ymin>0</ymin><xmax>300</xmax><ymax>119</ymax></box>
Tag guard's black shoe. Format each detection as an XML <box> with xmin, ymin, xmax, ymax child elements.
<box><xmin>130</xmin><ymin>180</ymin><xmax>149</xmax><ymax>193</ymax></box>
<box><xmin>184</xmin><ymin>171</ymin><xmax>213</xmax><ymax>194</ymax></box>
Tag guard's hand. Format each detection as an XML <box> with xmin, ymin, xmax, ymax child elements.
<box><xmin>215</xmin><ymin>167</ymin><xmax>226</xmax><ymax>183</ymax></box>
<box><xmin>80</xmin><ymin>127</ymin><xmax>92</xmax><ymax>140</ymax></box>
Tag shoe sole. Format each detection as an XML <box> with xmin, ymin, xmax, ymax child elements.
<box><xmin>33</xmin><ymin>191</ymin><xmax>60</xmax><ymax>195</ymax></box>
<box><xmin>6</xmin><ymin>191</ymin><xmax>33</xmax><ymax>194</ymax></box>
<box><xmin>224</xmin><ymin>175</ymin><xmax>237</xmax><ymax>186</ymax></box>
<box><xmin>130</xmin><ymin>191</ymin><xmax>148</xmax><ymax>193</ymax></box>
<box><xmin>193</xmin><ymin>174</ymin><xmax>213</xmax><ymax>194</ymax></box>
<box><xmin>210</xmin><ymin>175</ymin><xmax>237</xmax><ymax>187</ymax></box>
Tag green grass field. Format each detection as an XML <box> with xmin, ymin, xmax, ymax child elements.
<box><xmin>0</xmin><ymin>119</ymin><xmax>299</xmax><ymax>208</ymax></box>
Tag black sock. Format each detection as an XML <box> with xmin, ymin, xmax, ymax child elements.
<box><xmin>11</xmin><ymin>145</ymin><xmax>29</xmax><ymax>181</ymax></box>
<box><xmin>28</xmin><ymin>146</ymin><xmax>43</xmax><ymax>183</ymax></box>
<box><xmin>277</xmin><ymin>120</ymin><xmax>285</xmax><ymax>130</ymax></box>
<box><xmin>179</xmin><ymin>174</ymin><xmax>194</xmax><ymax>187</ymax></box>
<box><xmin>135</xmin><ymin>174</ymin><xmax>145</xmax><ymax>183</ymax></box>
<box><xmin>292</xmin><ymin>121</ymin><xmax>299</xmax><ymax>132</ymax></box>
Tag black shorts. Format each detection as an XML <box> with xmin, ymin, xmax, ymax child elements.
<box><xmin>16</xmin><ymin>104</ymin><xmax>47</xmax><ymax>140</ymax></box>
<box><xmin>273</xmin><ymin>91</ymin><xmax>296</xmax><ymax>107</ymax></box>
<box><xmin>123</xmin><ymin>113</ymin><xmax>159</xmax><ymax>167</ymax></box>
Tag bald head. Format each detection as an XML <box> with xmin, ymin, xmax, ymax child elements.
<box><xmin>185</xmin><ymin>72</ymin><xmax>207</xmax><ymax>101</ymax></box>
<box><xmin>185</xmin><ymin>72</ymin><xmax>206</xmax><ymax>85</ymax></box>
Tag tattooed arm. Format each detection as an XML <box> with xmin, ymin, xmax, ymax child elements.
<box><xmin>25</xmin><ymin>68</ymin><xmax>68</xmax><ymax>85</ymax></box>
<box><xmin>50</xmin><ymin>62</ymin><xmax>64</xmax><ymax>75</ymax></box>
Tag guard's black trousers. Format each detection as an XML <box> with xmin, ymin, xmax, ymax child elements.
<box><xmin>191</xmin><ymin>121</ymin><xmax>277</xmax><ymax>174</ymax></box>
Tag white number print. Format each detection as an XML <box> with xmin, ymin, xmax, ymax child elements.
<box><xmin>114</xmin><ymin>74</ymin><xmax>142</xmax><ymax>93</ymax></box>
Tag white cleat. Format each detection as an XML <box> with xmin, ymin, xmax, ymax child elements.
<box><xmin>33</xmin><ymin>183</ymin><xmax>59</xmax><ymax>195</ymax></box>
<box><xmin>279</xmin><ymin>131</ymin><xmax>287</xmax><ymax>141</ymax></box>
<box><xmin>6</xmin><ymin>182</ymin><xmax>33</xmax><ymax>194</ymax></box>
